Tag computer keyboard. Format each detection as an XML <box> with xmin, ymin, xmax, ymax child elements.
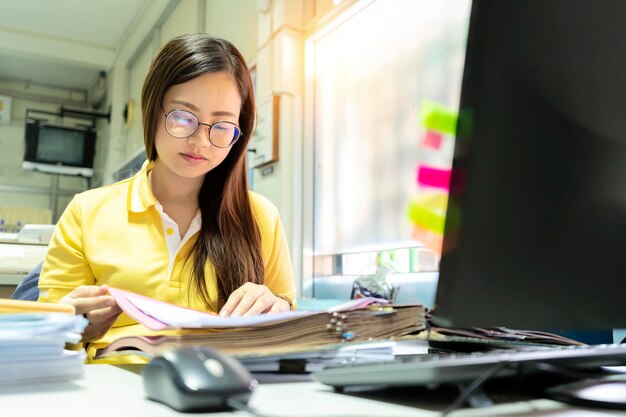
<box><xmin>313</xmin><ymin>343</ymin><xmax>626</xmax><ymax>389</ymax></box>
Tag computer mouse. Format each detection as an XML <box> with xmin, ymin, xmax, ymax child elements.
<box><xmin>143</xmin><ymin>346</ymin><xmax>258</xmax><ymax>412</ymax></box>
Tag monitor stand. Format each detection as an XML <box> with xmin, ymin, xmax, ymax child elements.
<box><xmin>544</xmin><ymin>380</ymin><xmax>626</xmax><ymax>410</ymax></box>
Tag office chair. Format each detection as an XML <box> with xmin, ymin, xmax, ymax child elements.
<box><xmin>11</xmin><ymin>261</ymin><xmax>42</xmax><ymax>301</ymax></box>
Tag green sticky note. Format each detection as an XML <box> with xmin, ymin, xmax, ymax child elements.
<box><xmin>419</xmin><ymin>100</ymin><xmax>458</xmax><ymax>135</ymax></box>
<box><xmin>407</xmin><ymin>199</ymin><xmax>446</xmax><ymax>235</ymax></box>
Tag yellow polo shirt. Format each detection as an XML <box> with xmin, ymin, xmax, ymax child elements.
<box><xmin>38</xmin><ymin>161</ymin><xmax>295</xmax><ymax>362</ymax></box>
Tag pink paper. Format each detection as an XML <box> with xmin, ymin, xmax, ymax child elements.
<box><xmin>108</xmin><ymin>287</ymin><xmax>180</xmax><ymax>330</ymax></box>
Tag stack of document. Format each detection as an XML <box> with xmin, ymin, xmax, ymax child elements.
<box><xmin>0</xmin><ymin>313</ymin><xmax>88</xmax><ymax>385</ymax></box>
<box><xmin>236</xmin><ymin>337</ymin><xmax>432</xmax><ymax>373</ymax></box>
<box><xmin>237</xmin><ymin>340</ymin><xmax>397</xmax><ymax>373</ymax></box>
<box><xmin>94</xmin><ymin>288</ymin><xmax>426</xmax><ymax>361</ymax></box>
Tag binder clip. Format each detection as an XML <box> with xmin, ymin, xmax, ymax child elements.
<box><xmin>326</xmin><ymin>312</ymin><xmax>352</xmax><ymax>341</ymax></box>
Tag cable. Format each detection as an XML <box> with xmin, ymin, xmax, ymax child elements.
<box><xmin>441</xmin><ymin>359</ymin><xmax>626</xmax><ymax>416</ymax></box>
<box><xmin>441</xmin><ymin>360</ymin><xmax>511</xmax><ymax>417</ymax></box>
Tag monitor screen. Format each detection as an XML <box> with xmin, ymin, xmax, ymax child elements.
<box><xmin>36</xmin><ymin>125</ymin><xmax>86</xmax><ymax>165</ymax></box>
<box><xmin>435</xmin><ymin>0</ymin><xmax>626</xmax><ymax>331</ymax></box>
<box><xmin>23</xmin><ymin>120</ymin><xmax>96</xmax><ymax>177</ymax></box>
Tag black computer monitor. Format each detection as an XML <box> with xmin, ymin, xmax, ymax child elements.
<box><xmin>435</xmin><ymin>0</ymin><xmax>626</xmax><ymax>331</ymax></box>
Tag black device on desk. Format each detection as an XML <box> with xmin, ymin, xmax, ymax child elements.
<box><xmin>143</xmin><ymin>347</ymin><xmax>257</xmax><ymax>412</ymax></box>
<box><xmin>316</xmin><ymin>0</ymin><xmax>626</xmax><ymax>410</ymax></box>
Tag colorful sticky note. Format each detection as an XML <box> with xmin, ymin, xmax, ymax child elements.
<box><xmin>417</xmin><ymin>165</ymin><xmax>451</xmax><ymax>190</ymax></box>
<box><xmin>419</xmin><ymin>100</ymin><xmax>458</xmax><ymax>135</ymax></box>
<box><xmin>412</xmin><ymin>225</ymin><xmax>444</xmax><ymax>256</ymax></box>
<box><xmin>406</xmin><ymin>194</ymin><xmax>448</xmax><ymax>235</ymax></box>
<box><xmin>422</xmin><ymin>130</ymin><xmax>443</xmax><ymax>150</ymax></box>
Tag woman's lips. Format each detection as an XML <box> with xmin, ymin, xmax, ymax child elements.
<box><xmin>181</xmin><ymin>153</ymin><xmax>206</xmax><ymax>164</ymax></box>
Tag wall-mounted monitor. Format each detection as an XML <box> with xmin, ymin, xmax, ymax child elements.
<box><xmin>22</xmin><ymin>120</ymin><xmax>96</xmax><ymax>177</ymax></box>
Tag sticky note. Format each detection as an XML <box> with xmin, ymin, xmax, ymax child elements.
<box><xmin>412</xmin><ymin>226</ymin><xmax>444</xmax><ymax>256</ymax></box>
<box><xmin>417</xmin><ymin>165</ymin><xmax>451</xmax><ymax>190</ymax></box>
<box><xmin>406</xmin><ymin>195</ymin><xmax>448</xmax><ymax>235</ymax></box>
<box><xmin>422</xmin><ymin>130</ymin><xmax>443</xmax><ymax>150</ymax></box>
<box><xmin>419</xmin><ymin>100</ymin><xmax>458</xmax><ymax>135</ymax></box>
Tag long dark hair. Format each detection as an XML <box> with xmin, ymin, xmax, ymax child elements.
<box><xmin>141</xmin><ymin>33</ymin><xmax>263</xmax><ymax>310</ymax></box>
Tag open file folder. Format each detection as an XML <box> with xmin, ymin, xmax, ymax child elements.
<box><xmin>94</xmin><ymin>288</ymin><xmax>426</xmax><ymax>360</ymax></box>
<box><xmin>0</xmin><ymin>298</ymin><xmax>75</xmax><ymax>314</ymax></box>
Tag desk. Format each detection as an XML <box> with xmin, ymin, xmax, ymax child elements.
<box><xmin>1</xmin><ymin>365</ymin><xmax>625</xmax><ymax>417</ymax></box>
<box><xmin>0</xmin><ymin>242</ymin><xmax>46</xmax><ymax>298</ymax></box>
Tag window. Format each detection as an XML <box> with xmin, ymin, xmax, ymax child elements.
<box><xmin>304</xmin><ymin>0</ymin><xmax>471</xmax><ymax>287</ymax></box>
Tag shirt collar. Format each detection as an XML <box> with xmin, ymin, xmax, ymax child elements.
<box><xmin>128</xmin><ymin>160</ymin><xmax>158</xmax><ymax>213</ymax></box>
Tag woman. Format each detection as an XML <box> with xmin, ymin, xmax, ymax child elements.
<box><xmin>38</xmin><ymin>34</ymin><xmax>295</xmax><ymax>361</ymax></box>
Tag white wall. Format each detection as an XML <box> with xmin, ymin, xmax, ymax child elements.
<box><xmin>161</xmin><ymin>0</ymin><xmax>199</xmax><ymax>42</ymax></box>
<box><xmin>126</xmin><ymin>45</ymin><xmax>154</xmax><ymax>158</ymax></box>
<box><xmin>205</xmin><ymin>0</ymin><xmax>258</xmax><ymax>62</ymax></box>
<box><xmin>101</xmin><ymin>0</ymin><xmax>175</xmax><ymax>185</ymax></box>
<box><xmin>0</xmin><ymin>80</ymin><xmax>91</xmax><ymax>222</ymax></box>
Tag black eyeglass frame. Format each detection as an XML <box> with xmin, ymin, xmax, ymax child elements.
<box><xmin>162</xmin><ymin>108</ymin><xmax>242</xmax><ymax>148</ymax></box>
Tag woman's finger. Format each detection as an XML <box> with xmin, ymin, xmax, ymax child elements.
<box><xmin>84</xmin><ymin>304</ymin><xmax>122</xmax><ymax>325</ymax></box>
<box><xmin>242</xmin><ymin>293</ymin><xmax>274</xmax><ymax>317</ymax></box>
<box><xmin>268</xmin><ymin>296</ymin><xmax>291</xmax><ymax>314</ymax></box>
<box><xmin>219</xmin><ymin>288</ymin><xmax>246</xmax><ymax>317</ymax></box>
<box><xmin>268</xmin><ymin>302</ymin><xmax>284</xmax><ymax>314</ymax></box>
<box><xmin>229</xmin><ymin>289</ymin><xmax>266</xmax><ymax>317</ymax></box>
<box><xmin>67</xmin><ymin>285</ymin><xmax>108</xmax><ymax>298</ymax></box>
<box><xmin>67</xmin><ymin>295</ymin><xmax>117</xmax><ymax>316</ymax></box>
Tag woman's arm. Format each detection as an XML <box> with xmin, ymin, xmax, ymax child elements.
<box><xmin>38</xmin><ymin>196</ymin><xmax>122</xmax><ymax>341</ymax></box>
<box><xmin>219</xmin><ymin>199</ymin><xmax>296</xmax><ymax>317</ymax></box>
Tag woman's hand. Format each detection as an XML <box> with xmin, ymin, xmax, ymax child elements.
<box><xmin>60</xmin><ymin>284</ymin><xmax>122</xmax><ymax>342</ymax></box>
<box><xmin>219</xmin><ymin>282</ymin><xmax>291</xmax><ymax>317</ymax></box>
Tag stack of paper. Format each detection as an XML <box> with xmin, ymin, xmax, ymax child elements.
<box><xmin>237</xmin><ymin>340</ymin><xmax>397</xmax><ymax>373</ymax></box>
<box><xmin>0</xmin><ymin>313</ymin><xmax>88</xmax><ymax>385</ymax></box>
<box><xmin>238</xmin><ymin>338</ymin><xmax>432</xmax><ymax>373</ymax></box>
<box><xmin>94</xmin><ymin>288</ymin><xmax>426</xmax><ymax>361</ymax></box>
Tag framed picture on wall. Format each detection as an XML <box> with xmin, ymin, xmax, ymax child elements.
<box><xmin>250</xmin><ymin>94</ymin><xmax>280</xmax><ymax>168</ymax></box>
<box><xmin>248</xmin><ymin>60</ymin><xmax>279</xmax><ymax>168</ymax></box>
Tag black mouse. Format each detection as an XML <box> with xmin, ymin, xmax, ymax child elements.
<box><xmin>143</xmin><ymin>346</ymin><xmax>257</xmax><ymax>412</ymax></box>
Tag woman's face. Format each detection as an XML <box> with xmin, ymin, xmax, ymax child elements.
<box><xmin>154</xmin><ymin>71</ymin><xmax>242</xmax><ymax>180</ymax></box>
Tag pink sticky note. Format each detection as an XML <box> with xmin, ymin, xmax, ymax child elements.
<box><xmin>422</xmin><ymin>130</ymin><xmax>443</xmax><ymax>150</ymax></box>
<box><xmin>417</xmin><ymin>165</ymin><xmax>451</xmax><ymax>190</ymax></box>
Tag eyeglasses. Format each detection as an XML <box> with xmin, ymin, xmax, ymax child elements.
<box><xmin>163</xmin><ymin>109</ymin><xmax>242</xmax><ymax>148</ymax></box>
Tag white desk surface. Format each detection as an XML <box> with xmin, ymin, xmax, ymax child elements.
<box><xmin>1</xmin><ymin>365</ymin><xmax>625</xmax><ymax>417</ymax></box>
